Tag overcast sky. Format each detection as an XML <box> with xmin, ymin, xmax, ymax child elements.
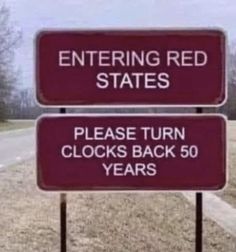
<box><xmin>5</xmin><ymin>0</ymin><xmax>236</xmax><ymax>88</ymax></box>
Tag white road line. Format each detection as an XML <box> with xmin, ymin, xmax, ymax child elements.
<box><xmin>183</xmin><ymin>192</ymin><xmax>236</xmax><ymax>237</ymax></box>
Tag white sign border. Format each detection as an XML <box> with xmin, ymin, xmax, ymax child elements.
<box><xmin>36</xmin><ymin>113</ymin><xmax>228</xmax><ymax>193</ymax></box>
<box><xmin>34</xmin><ymin>28</ymin><xmax>228</xmax><ymax>108</ymax></box>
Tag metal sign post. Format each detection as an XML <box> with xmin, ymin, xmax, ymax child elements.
<box><xmin>60</xmin><ymin>108</ymin><xmax>67</xmax><ymax>252</ymax></box>
<box><xmin>60</xmin><ymin>193</ymin><xmax>67</xmax><ymax>252</ymax></box>
<box><xmin>196</xmin><ymin>192</ymin><xmax>203</xmax><ymax>252</ymax></box>
<box><xmin>196</xmin><ymin>107</ymin><xmax>203</xmax><ymax>252</ymax></box>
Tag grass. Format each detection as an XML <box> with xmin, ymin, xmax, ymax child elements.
<box><xmin>0</xmin><ymin>120</ymin><xmax>34</xmax><ymax>132</ymax></box>
<box><xmin>0</xmin><ymin>160</ymin><xmax>235</xmax><ymax>251</ymax></box>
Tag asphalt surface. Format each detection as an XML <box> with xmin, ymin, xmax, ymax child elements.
<box><xmin>0</xmin><ymin>128</ymin><xmax>35</xmax><ymax>168</ymax></box>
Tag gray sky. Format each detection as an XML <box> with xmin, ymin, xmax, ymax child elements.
<box><xmin>5</xmin><ymin>0</ymin><xmax>236</xmax><ymax>88</ymax></box>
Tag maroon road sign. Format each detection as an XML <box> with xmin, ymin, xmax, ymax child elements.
<box><xmin>36</xmin><ymin>30</ymin><xmax>225</xmax><ymax>106</ymax></box>
<box><xmin>37</xmin><ymin>115</ymin><xmax>226</xmax><ymax>191</ymax></box>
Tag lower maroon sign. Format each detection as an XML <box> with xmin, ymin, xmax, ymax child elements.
<box><xmin>37</xmin><ymin>115</ymin><xmax>226</xmax><ymax>191</ymax></box>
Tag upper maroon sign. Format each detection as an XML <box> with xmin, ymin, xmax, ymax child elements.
<box><xmin>36</xmin><ymin>30</ymin><xmax>226</xmax><ymax>106</ymax></box>
<box><xmin>37</xmin><ymin>114</ymin><xmax>226</xmax><ymax>191</ymax></box>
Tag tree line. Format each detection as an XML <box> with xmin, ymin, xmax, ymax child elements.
<box><xmin>0</xmin><ymin>3</ymin><xmax>236</xmax><ymax>120</ymax></box>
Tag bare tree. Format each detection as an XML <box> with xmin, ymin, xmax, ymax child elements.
<box><xmin>217</xmin><ymin>44</ymin><xmax>236</xmax><ymax>119</ymax></box>
<box><xmin>0</xmin><ymin>3</ymin><xmax>21</xmax><ymax>121</ymax></box>
<box><xmin>227</xmin><ymin>48</ymin><xmax>236</xmax><ymax>119</ymax></box>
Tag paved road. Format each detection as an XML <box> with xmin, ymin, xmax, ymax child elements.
<box><xmin>0</xmin><ymin>128</ymin><xmax>35</xmax><ymax>168</ymax></box>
